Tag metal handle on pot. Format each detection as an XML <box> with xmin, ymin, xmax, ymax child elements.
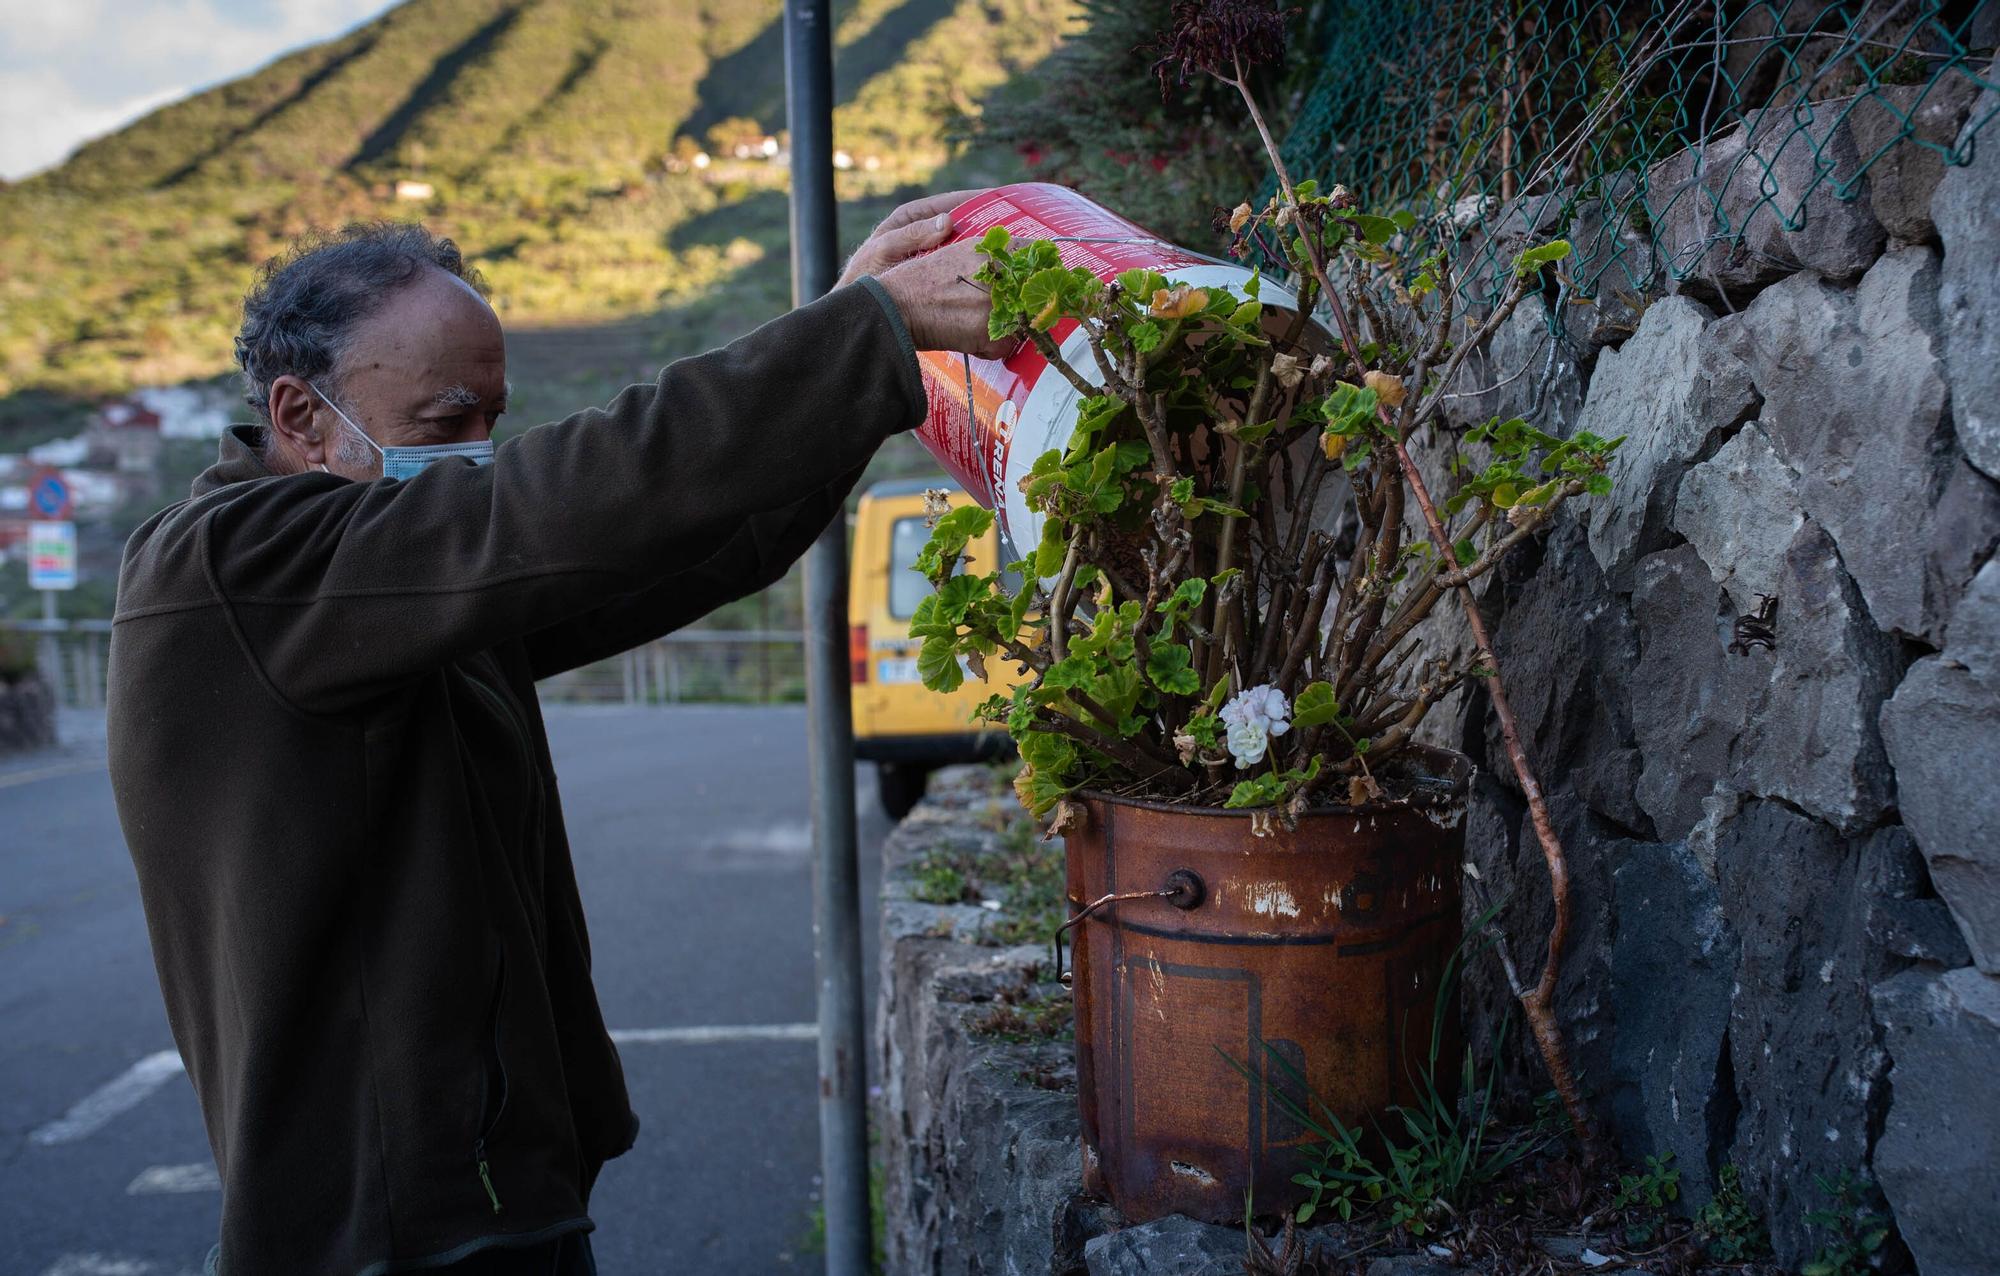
<box><xmin>1051</xmin><ymin>869</ymin><xmax>1205</xmax><ymax>987</ymax></box>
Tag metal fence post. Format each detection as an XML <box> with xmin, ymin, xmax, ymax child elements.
<box><xmin>786</xmin><ymin>0</ymin><xmax>871</xmax><ymax>1270</ymax></box>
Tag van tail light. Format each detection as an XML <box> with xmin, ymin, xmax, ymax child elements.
<box><xmin>850</xmin><ymin>624</ymin><xmax>870</xmax><ymax>684</ymax></box>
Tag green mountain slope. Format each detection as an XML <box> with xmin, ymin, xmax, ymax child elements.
<box><xmin>0</xmin><ymin>0</ymin><xmax>1076</xmax><ymax>401</ymax></box>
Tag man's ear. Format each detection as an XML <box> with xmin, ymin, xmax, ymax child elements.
<box><xmin>268</xmin><ymin>375</ymin><xmax>324</xmax><ymax>467</ymax></box>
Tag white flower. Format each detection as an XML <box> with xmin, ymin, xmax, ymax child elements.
<box><xmin>1218</xmin><ymin>684</ymin><xmax>1291</xmax><ymax>769</ymax></box>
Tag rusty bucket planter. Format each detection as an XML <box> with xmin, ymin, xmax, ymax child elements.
<box><xmin>1060</xmin><ymin>747</ymin><xmax>1471</xmax><ymax>1224</ymax></box>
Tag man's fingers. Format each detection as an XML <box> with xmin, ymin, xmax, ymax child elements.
<box><xmin>873</xmin><ymin>189</ymin><xmax>985</xmax><ymax>236</ymax></box>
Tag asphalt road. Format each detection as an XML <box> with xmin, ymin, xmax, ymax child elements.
<box><xmin>0</xmin><ymin>705</ymin><xmax>889</xmax><ymax>1276</ymax></box>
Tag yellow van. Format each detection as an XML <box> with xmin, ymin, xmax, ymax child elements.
<box><xmin>849</xmin><ymin>478</ymin><xmax>1022</xmax><ymax>816</ymax></box>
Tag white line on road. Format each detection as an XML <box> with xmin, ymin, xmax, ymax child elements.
<box><xmin>127</xmin><ymin>1162</ymin><xmax>221</xmax><ymax>1195</ymax></box>
<box><xmin>30</xmin><ymin>1050</ymin><xmax>185</xmax><ymax>1146</ymax></box>
<box><xmin>32</xmin><ymin>1027</ymin><xmax>812</xmax><ymax>1146</ymax></box>
<box><xmin>0</xmin><ymin>756</ymin><xmax>107</xmax><ymax>790</ymax></box>
<box><xmin>37</xmin><ymin>1255</ymin><xmax>164</xmax><ymax>1276</ymax></box>
<box><xmin>609</xmin><ymin>1023</ymin><xmax>816</xmax><ymax>1045</ymax></box>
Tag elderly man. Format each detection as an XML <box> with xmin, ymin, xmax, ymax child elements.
<box><xmin>106</xmin><ymin>191</ymin><xmax>997</xmax><ymax>1275</ymax></box>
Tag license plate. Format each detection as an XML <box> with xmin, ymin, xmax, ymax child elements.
<box><xmin>877</xmin><ymin>657</ymin><xmax>921</xmax><ymax>684</ymax></box>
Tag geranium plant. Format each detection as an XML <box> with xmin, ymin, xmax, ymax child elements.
<box><xmin>910</xmin><ymin>0</ymin><xmax>1629</xmax><ymax>1145</ymax></box>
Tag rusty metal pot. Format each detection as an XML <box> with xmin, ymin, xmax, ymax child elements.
<box><xmin>1060</xmin><ymin>747</ymin><xmax>1471</xmax><ymax>1224</ymax></box>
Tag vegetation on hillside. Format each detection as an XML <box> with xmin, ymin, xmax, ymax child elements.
<box><xmin>0</xmin><ymin>0</ymin><xmax>1076</xmax><ymax>401</ymax></box>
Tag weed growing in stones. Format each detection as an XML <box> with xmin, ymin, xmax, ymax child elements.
<box><xmin>1610</xmin><ymin>1151</ymin><xmax>1681</xmax><ymax>1243</ymax></box>
<box><xmin>910</xmin><ymin>853</ymin><xmax>975</xmax><ymax>905</ymax></box>
<box><xmin>1802</xmin><ymin>1173</ymin><xmax>1893</xmax><ymax>1276</ymax></box>
<box><xmin>969</xmin><ymin>980</ymin><xmax>1074</xmax><ymax>1045</ymax></box>
<box><xmin>1695</xmin><ymin>1163</ymin><xmax>1770</xmax><ymax>1262</ymax></box>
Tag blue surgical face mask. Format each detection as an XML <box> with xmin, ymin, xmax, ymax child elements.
<box><xmin>308</xmin><ymin>381</ymin><xmax>496</xmax><ymax>480</ymax></box>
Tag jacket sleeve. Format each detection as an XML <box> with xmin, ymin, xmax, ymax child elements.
<box><xmin>519</xmin><ymin>463</ymin><xmax>864</xmax><ymax>679</ymax></box>
<box><xmin>201</xmin><ymin>280</ymin><xmax>924</xmax><ymax>716</ymax></box>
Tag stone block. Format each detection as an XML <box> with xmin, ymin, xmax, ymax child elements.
<box><xmin>1842</xmin><ymin>77</ymin><xmax>1982</xmax><ymax>243</ymax></box>
<box><xmin>1577</xmin><ymin>296</ymin><xmax>1758</xmax><ymax>589</ymax></box>
<box><xmin>1083</xmin><ymin>1214</ymin><xmax>1244</xmax><ymax>1275</ymax></box>
<box><xmin>1880</xmin><ymin>667</ymin><xmax>2000</xmax><ymax>974</ymax></box>
<box><xmin>1653</xmin><ymin>101</ymin><xmax>1885</xmax><ymax>299</ymax></box>
<box><xmin>1712</xmin><ymin>247</ymin><xmax>1954</xmax><ymax>638</ymax></box>
<box><xmin>1630</xmin><ymin>527</ymin><xmax>1897</xmax><ymax>839</ymax></box>
<box><xmin>1714</xmin><ymin>799</ymin><xmax>1888</xmax><ymax>1264</ymax></box>
<box><xmin>1606</xmin><ymin>839</ymin><xmax>1738</xmax><ymax>1207</ymax></box>
<box><xmin>1870</xmin><ymin>967</ymin><xmax>2000</xmax><ymax>1276</ymax></box>
<box><xmin>1933</xmin><ymin>61</ymin><xmax>2000</xmax><ymax>481</ymax></box>
<box><xmin>1673</xmin><ymin>423</ymin><xmax>1806</xmax><ymax>614</ymax></box>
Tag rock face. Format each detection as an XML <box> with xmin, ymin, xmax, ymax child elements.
<box><xmin>1934</xmin><ymin>66</ymin><xmax>2000</xmax><ymax>481</ymax></box>
<box><xmin>1424</xmin><ymin>88</ymin><xmax>1996</xmax><ymax>1275</ymax></box>
<box><xmin>1870</xmin><ymin>967</ymin><xmax>2000</xmax><ymax>1276</ymax></box>
<box><xmin>1576</xmin><ymin>296</ymin><xmax>1758</xmax><ymax>588</ymax></box>
<box><xmin>1880</xmin><ymin>562</ymin><xmax>2000</xmax><ymax>973</ymax></box>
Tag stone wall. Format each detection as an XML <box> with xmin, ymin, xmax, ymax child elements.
<box><xmin>1416</xmin><ymin>70</ymin><xmax>2000</xmax><ymax>1273</ymax></box>
<box><xmin>0</xmin><ymin>673</ymin><xmax>57</xmax><ymax>755</ymax></box>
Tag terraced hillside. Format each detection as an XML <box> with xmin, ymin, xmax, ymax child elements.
<box><xmin>0</xmin><ymin>0</ymin><xmax>1076</xmax><ymax>404</ymax></box>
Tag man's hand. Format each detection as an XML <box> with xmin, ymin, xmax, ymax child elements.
<box><xmin>838</xmin><ymin>189</ymin><xmax>1015</xmax><ymax>359</ymax></box>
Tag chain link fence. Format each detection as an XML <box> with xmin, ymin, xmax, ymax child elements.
<box><xmin>1280</xmin><ymin>0</ymin><xmax>1996</xmax><ymax>322</ymax></box>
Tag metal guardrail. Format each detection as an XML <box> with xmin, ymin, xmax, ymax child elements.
<box><xmin>0</xmin><ymin>620</ymin><xmax>805</xmax><ymax>710</ymax></box>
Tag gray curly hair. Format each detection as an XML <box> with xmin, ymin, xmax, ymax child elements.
<box><xmin>234</xmin><ymin>222</ymin><xmax>488</xmax><ymax>423</ymax></box>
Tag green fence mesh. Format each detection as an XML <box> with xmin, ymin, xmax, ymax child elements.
<box><xmin>1278</xmin><ymin>0</ymin><xmax>1996</xmax><ymax>319</ymax></box>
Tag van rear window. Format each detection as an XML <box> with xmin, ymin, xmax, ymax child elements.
<box><xmin>888</xmin><ymin>517</ymin><xmax>932</xmax><ymax>619</ymax></box>
<box><xmin>889</xmin><ymin>510</ymin><xmax>1024</xmax><ymax>621</ymax></box>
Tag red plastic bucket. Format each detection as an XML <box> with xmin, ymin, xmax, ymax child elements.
<box><xmin>914</xmin><ymin>183</ymin><xmax>1316</xmax><ymax>556</ymax></box>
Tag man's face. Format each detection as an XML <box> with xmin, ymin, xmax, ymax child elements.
<box><xmin>306</xmin><ymin>267</ymin><xmax>509</xmax><ymax>479</ymax></box>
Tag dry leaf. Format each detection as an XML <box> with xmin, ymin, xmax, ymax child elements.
<box><xmin>1047</xmin><ymin>799</ymin><xmax>1086</xmax><ymax>838</ymax></box>
<box><xmin>923</xmin><ymin>487</ymin><xmax>953</xmax><ymax>526</ymax></box>
<box><xmin>1362</xmin><ymin>369</ymin><xmax>1406</xmax><ymax>407</ymax></box>
<box><xmin>1309</xmin><ymin>353</ymin><xmax>1334</xmax><ymax>379</ymax></box>
<box><xmin>1328</xmin><ymin>184</ymin><xmax>1356</xmax><ymax>210</ymax></box>
<box><xmin>1270</xmin><ymin>351</ymin><xmax>1304</xmax><ymax>390</ymax></box>
<box><xmin>1173</xmin><ymin>731</ymin><xmax>1200</xmax><ymax>765</ymax></box>
<box><xmin>963</xmin><ymin>648</ymin><xmax>988</xmax><ymax>683</ymax></box>
<box><xmin>1321</xmin><ymin>430</ymin><xmax>1349</xmax><ymax>462</ymax></box>
<box><xmin>1347</xmin><ymin>773</ymin><xmax>1383</xmax><ymax>806</ymax></box>
<box><xmin>1249</xmin><ymin>810</ymin><xmax>1277</xmax><ymax>839</ymax></box>
<box><xmin>1148</xmin><ymin>284</ymin><xmax>1209</xmax><ymax>319</ymax></box>
<box><xmin>1228</xmin><ymin>201</ymin><xmax>1253</xmax><ymax>233</ymax></box>
<box><xmin>1274</xmin><ymin>205</ymin><xmax>1298</xmax><ymax>229</ymax></box>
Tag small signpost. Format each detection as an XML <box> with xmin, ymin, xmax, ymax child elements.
<box><xmin>28</xmin><ymin>519</ymin><xmax>78</xmax><ymax>591</ymax></box>
<box><xmin>26</xmin><ymin>467</ymin><xmax>77</xmax><ymax>703</ymax></box>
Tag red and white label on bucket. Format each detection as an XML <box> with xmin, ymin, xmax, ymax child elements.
<box><xmin>913</xmin><ymin>183</ymin><xmax>1304</xmax><ymax>561</ymax></box>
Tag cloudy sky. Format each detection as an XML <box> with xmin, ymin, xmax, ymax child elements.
<box><xmin>0</xmin><ymin>0</ymin><xmax>397</xmax><ymax>180</ymax></box>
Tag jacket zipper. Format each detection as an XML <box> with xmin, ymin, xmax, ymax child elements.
<box><xmin>474</xmin><ymin>948</ymin><xmax>510</xmax><ymax>1214</ymax></box>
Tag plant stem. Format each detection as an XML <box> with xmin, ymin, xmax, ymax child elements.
<box><xmin>1230</xmin><ymin>71</ymin><xmax>1596</xmax><ymax>1151</ymax></box>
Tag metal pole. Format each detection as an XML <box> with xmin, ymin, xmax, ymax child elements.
<box><xmin>39</xmin><ymin>591</ymin><xmax>66</xmax><ymax>708</ymax></box>
<box><xmin>786</xmin><ymin>1</ymin><xmax>870</xmax><ymax>1270</ymax></box>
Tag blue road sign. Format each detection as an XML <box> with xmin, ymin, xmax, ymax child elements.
<box><xmin>31</xmin><ymin>471</ymin><xmax>71</xmax><ymax>520</ymax></box>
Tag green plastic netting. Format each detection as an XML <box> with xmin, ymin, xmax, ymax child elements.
<box><xmin>1276</xmin><ymin>0</ymin><xmax>1996</xmax><ymax>318</ymax></box>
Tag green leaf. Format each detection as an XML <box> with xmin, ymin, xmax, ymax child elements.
<box><xmin>1350</xmin><ymin>213</ymin><xmax>1399</xmax><ymax>244</ymax></box>
<box><xmin>1453</xmin><ymin>538</ymin><xmax>1477</xmax><ymax>566</ymax></box>
<box><xmin>1291</xmin><ymin>681</ymin><xmax>1339</xmax><ymax>728</ymax></box>
<box><xmin>977</xmin><ymin>225</ymin><xmax>1012</xmax><ymax>254</ymax></box>
<box><xmin>1020</xmin><ymin>267</ymin><xmax>1071</xmax><ymax>330</ymax></box>
<box><xmin>1229</xmin><ymin>300</ymin><xmax>1263</xmax><ymax>329</ymax></box>
<box><xmin>1513</xmin><ymin>239</ymin><xmax>1572</xmax><ymax>277</ymax></box>
<box><xmin>1128</xmin><ymin>320</ymin><xmax>1163</xmax><ymax>354</ymax></box>
<box><xmin>934</xmin><ymin>574</ymin><xmax>984</xmax><ymax>624</ymax></box>
<box><xmin>1114</xmin><ymin>267</ymin><xmax>1167</xmax><ymax>301</ymax></box>
<box><xmin>1042</xmin><ymin>656</ymin><xmax>1094</xmax><ymax>692</ymax></box>
<box><xmin>1034</xmin><ymin>518</ymin><xmax>1067</xmax><ymax>577</ymax></box>
<box><xmin>1390</xmin><ymin>209</ymin><xmax>1417</xmax><ymax>232</ymax></box>
<box><xmin>1146</xmin><ymin>644</ymin><xmax>1201</xmax><ymax>696</ymax></box>
<box><xmin>918</xmin><ymin>635</ymin><xmax>963</xmax><ymax>693</ymax></box>
<box><xmin>1168</xmin><ymin>476</ymin><xmax>1194</xmax><ymax>505</ymax></box>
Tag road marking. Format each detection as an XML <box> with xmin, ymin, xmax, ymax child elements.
<box><xmin>0</xmin><ymin>757</ymin><xmax>106</xmax><ymax>790</ymax></box>
<box><xmin>127</xmin><ymin>1162</ymin><xmax>220</xmax><ymax>1195</ymax></box>
<box><xmin>37</xmin><ymin>1256</ymin><xmax>164</xmax><ymax>1276</ymax></box>
<box><xmin>30</xmin><ymin>1051</ymin><xmax>185</xmax><ymax>1146</ymax></box>
<box><xmin>610</xmin><ymin>1023</ymin><xmax>816</xmax><ymax>1045</ymax></box>
<box><xmin>33</xmin><ymin>1027</ymin><xmax>811</xmax><ymax>1146</ymax></box>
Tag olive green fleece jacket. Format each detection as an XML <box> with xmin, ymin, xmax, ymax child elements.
<box><xmin>106</xmin><ymin>280</ymin><xmax>923</xmax><ymax>1275</ymax></box>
